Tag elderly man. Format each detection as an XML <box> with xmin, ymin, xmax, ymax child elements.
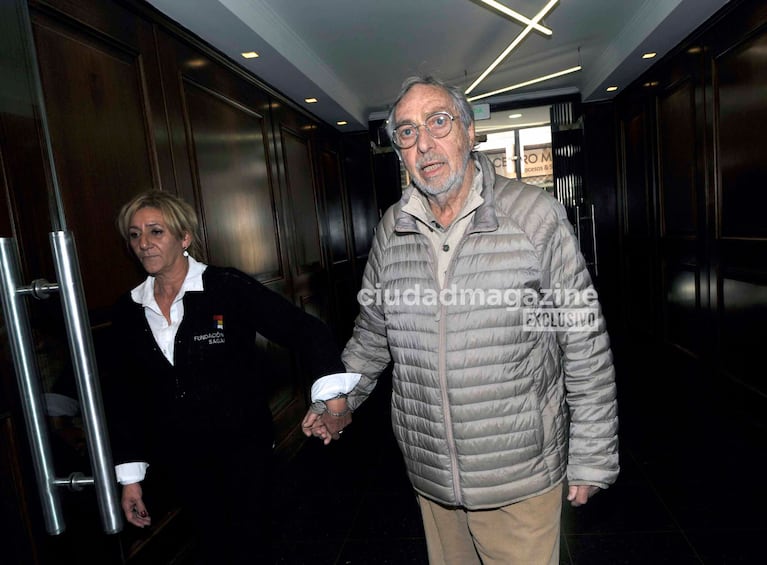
<box><xmin>304</xmin><ymin>75</ymin><xmax>618</xmax><ymax>565</ymax></box>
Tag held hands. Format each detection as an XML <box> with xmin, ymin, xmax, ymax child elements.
<box><xmin>301</xmin><ymin>397</ymin><xmax>351</xmax><ymax>445</ymax></box>
<box><xmin>121</xmin><ymin>482</ymin><xmax>151</xmax><ymax>528</ymax></box>
<box><xmin>567</xmin><ymin>484</ymin><xmax>600</xmax><ymax>507</ymax></box>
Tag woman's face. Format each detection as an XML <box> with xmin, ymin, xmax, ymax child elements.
<box><xmin>128</xmin><ymin>206</ymin><xmax>190</xmax><ymax>277</ymax></box>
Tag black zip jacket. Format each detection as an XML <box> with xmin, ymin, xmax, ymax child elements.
<box><xmin>104</xmin><ymin>265</ymin><xmax>344</xmax><ymax>465</ymax></box>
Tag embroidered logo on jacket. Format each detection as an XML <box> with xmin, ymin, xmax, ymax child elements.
<box><xmin>193</xmin><ymin>331</ymin><xmax>225</xmax><ymax>345</ymax></box>
<box><xmin>213</xmin><ymin>314</ymin><xmax>224</xmax><ymax>330</ymax></box>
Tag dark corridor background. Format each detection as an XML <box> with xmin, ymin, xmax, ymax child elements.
<box><xmin>263</xmin><ymin>334</ymin><xmax>766</xmax><ymax>565</ymax></box>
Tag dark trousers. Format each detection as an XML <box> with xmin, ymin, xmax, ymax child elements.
<box><xmin>160</xmin><ymin>432</ymin><xmax>274</xmax><ymax>564</ymax></box>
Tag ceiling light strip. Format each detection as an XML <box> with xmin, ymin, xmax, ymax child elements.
<box><xmin>479</xmin><ymin>0</ymin><xmax>552</xmax><ymax>35</ymax></box>
<box><xmin>467</xmin><ymin>65</ymin><xmax>582</xmax><ymax>102</ymax></box>
<box><xmin>465</xmin><ymin>28</ymin><xmax>534</xmax><ymax>95</ymax></box>
<box><xmin>465</xmin><ymin>0</ymin><xmax>559</xmax><ymax>95</ymax></box>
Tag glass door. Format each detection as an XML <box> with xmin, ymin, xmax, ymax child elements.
<box><xmin>0</xmin><ymin>1</ymin><xmax>124</xmax><ymax>562</ymax></box>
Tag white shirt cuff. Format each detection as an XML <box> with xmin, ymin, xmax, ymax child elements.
<box><xmin>311</xmin><ymin>373</ymin><xmax>361</xmax><ymax>402</ymax></box>
<box><xmin>115</xmin><ymin>462</ymin><xmax>149</xmax><ymax>485</ymax></box>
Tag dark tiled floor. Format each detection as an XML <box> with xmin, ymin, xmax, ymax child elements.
<box><xmin>268</xmin><ymin>335</ymin><xmax>767</xmax><ymax>564</ymax></box>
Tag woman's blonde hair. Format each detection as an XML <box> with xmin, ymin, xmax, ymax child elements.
<box><xmin>116</xmin><ymin>191</ymin><xmax>204</xmax><ymax>260</ymax></box>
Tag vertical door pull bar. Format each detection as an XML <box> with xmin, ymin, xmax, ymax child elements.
<box><xmin>0</xmin><ymin>235</ymin><xmax>123</xmax><ymax>535</ymax></box>
<box><xmin>575</xmin><ymin>205</ymin><xmax>582</xmax><ymax>246</ymax></box>
<box><xmin>0</xmin><ymin>238</ymin><xmax>64</xmax><ymax>534</ymax></box>
<box><xmin>590</xmin><ymin>203</ymin><xmax>599</xmax><ymax>277</ymax></box>
<box><xmin>50</xmin><ymin>231</ymin><xmax>122</xmax><ymax>534</ymax></box>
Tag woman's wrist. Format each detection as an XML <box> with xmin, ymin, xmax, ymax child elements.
<box><xmin>324</xmin><ymin>394</ymin><xmax>350</xmax><ymax>417</ymax></box>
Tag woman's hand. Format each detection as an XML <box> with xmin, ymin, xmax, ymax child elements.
<box><xmin>301</xmin><ymin>398</ymin><xmax>352</xmax><ymax>445</ymax></box>
<box><xmin>122</xmin><ymin>482</ymin><xmax>151</xmax><ymax>527</ymax></box>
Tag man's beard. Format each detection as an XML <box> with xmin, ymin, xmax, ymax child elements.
<box><xmin>413</xmin><ymin>149</ymin><xmax>472</xmax><ymax>197</ymax></box>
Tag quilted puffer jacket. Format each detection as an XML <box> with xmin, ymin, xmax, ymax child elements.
<box><xmin>343</xmin><ymin>152</ymin><xmax>618</xmax><ymax>509</ymax></box>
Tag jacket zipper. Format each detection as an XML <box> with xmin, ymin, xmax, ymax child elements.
<box><xmin>438</xmin><ymin>299</ymin><xmax>462</xmax><ymax>505</ymax></box>
<box><xmin>437</xmin><ymin>233</ymin><xmax>472</xmax><ymax>507</ymax></box>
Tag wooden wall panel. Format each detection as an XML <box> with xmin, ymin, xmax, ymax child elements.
<box><xmin>0</xmin><ymin>122</ymin><xmax>17</xmax><ymax>239</ymax></box>
<box><xmin>317</xmin><ymin>142</ymin><xmax>360</xmax><ymax>335</ymax></box>
<box><xmin>184</xmin><ymin>80</ymin><xmax>282</xmax><ymax>280</ymax></box>
<box><xmin>720</xmin><ymin>275</ymin><xmax>767</xmax><ymax>389</ymax></box>
<box><xmin>716</xmin><ymin>31</ymin><xmax>767</xmax><ymax>239</ymax></box>
<box><xmin>0</xmin><ymin>109</ymin><xmax>52</xmax><ymax>271</ymax></box>
<box><xmin>622</xmin><ymin>111</ymin><xmax>652</xmax><ymax>216</ymax></box>
<box><xmin>338</xmin><ymin>133</ymin><xmax>381</xmax><ymax>338</ymax></box>
<box><xmin>656</xmin><ymin>77</ymin><xmax>704</xmax><ymax>356</ymax></box>
<box><xmin>270</xmin><ymin>103</ymin><xmax>325</xmax><ymax>277</ymax></box>
<box><xmin>342</xmin><ymin>132</ymin><xmax>379</xmax><ymax>263</ymax></box>
<box><xmin>613</xmin><ymin>0</ymin><xmax>767</xmax><ymax>413</ymax></box>
<box><xmin>272</xmin><ymin>117</ymin><xmax>332</xmax><ymax>332</ymax></box>
<box><xmin>712</xmin><ymin>21</ymin><xmax>767</xmax><ymax>392</ymax></box>
<box><xmin>319</xmin><ymin>147</ymin><xmax>350</xmax><ymax>264</ymax></box>
<box><xmin>280</xmin><ymin>129</ymin><xmax>323</xmax><ymax>272</ymax></box>
<box><xmin>658</xmin><ymin>80</ymin><xmax>697</xmax><ymax>237</ymax></box>
<box><xmin>620</xmin><ymin>106</ymin><xmax>657</xmax><ymax>337</ymax></box>
<box><xmin>662</xmin><ymin>262</ymin><xmax>701</xmax><ymax>354</ymax></box>
<box><xmin>372</xmin><ymin>150</ymin><xmax>404</xmax><ymax>216</ymax></box>
<box><xmin>622</xmin><ymin>241</ymin><xmax>655</xmax><ymax>337</ymax></box>
<box><xmin>32</xmin><ymin>9</ymin><xmax>162</xmax><ymax>313</ymax></box>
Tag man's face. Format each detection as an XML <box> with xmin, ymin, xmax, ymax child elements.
<box><xmin>393</xmin><ymin>84</ymin><xmax>475</xmax><ymax>198</ymax></box>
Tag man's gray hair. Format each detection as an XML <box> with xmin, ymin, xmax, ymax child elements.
<box><xmin>385</xmin><ymin>76</ymin><xmax>474</xmax><ymax>152</ymax></box>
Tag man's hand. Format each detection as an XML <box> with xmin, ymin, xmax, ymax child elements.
<box><xmin>122</xmin><ymin>482</ymin><xmax>151</xmax><ymax>527</ymax></box>
<box><xmin>567</xmin><ymin>484</ymin><xmax>600</xmax><ymax>507</ymax></box>
<box><xmin>301</xmin><ymin>398</ymin><xmax>352</xmax><ymax>445</ymax></box>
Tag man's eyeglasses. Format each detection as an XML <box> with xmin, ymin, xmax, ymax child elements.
<box><xmin>391</xmin><ymin>112</ymin><xmax>455</xmax><ymax>149</ymax></box>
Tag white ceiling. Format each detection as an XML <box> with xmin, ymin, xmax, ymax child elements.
<box><xmin>146</xmin><ymin>0</ymin><xmax>731</xmax><ymax>132</ymax></box>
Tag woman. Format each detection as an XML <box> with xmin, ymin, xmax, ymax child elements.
<box><xmin>106</xmin><ymin>190</ymin><xmax>346</xmax><ymax>563</ymax></box>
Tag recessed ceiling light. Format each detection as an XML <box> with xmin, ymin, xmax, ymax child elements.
<box><xmin>336</xmin><ymin>121</ymin><xmax>348</xmax><ymax>126</ymax></box>
<box><xmin>643</xmin><ymin>81</ymin><xmax>659</xmax><ymax>87</ymax></box>
<box><xmin>304</xmin><ymin>97</ymin><xmax>318</xmax><ymax>104</ymax></box>
<box><xmin>509</xmin><ymin>113</ymin><xmax>523</xmax><ymax>119</ymax></box>
<box><xmin>642</xmin><ymin>52</ymin><xmax>657</xmax><ymax>59</ymax></box>
<box><xmin>606</xmin><ymin>86</ymin><xmax>619</xmax><ymax>92</ymax></box>
<box><xmin>241</xmin><ymin>51</ymin><xmax>259</xmax><ymax>59</ymax></box>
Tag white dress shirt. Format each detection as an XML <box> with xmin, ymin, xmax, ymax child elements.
<box><xmin>115</xmin><ymin>257</ymin><xmax>206</xmax><ymax>485</ymax></box>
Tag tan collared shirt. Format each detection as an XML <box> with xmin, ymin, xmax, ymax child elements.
<box><xmin>401</xmin><ymin>164</ymin><xmax>484</xmax><ymax>287</ymax></box>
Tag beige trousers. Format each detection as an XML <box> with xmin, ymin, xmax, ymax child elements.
<box><xmin>417</xmin><ymin>483</ymin><xmax>563</xmax><ymax>565</ymax></box>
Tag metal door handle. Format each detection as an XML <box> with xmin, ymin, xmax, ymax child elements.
<box><xmin>50</xmin><ymin>231</ymin><xmax>122</xmax><ymax>534</ymax></box>
<box><xmin>0</xmin><ymin>238</ymin><xmax>64</xmax><ymax>534</ymax></box>
<box><xmin>0</xmin><ymin>234</ymin><xmax>122</xmax><ymax>535</ymax></box>
<box><xmin>573</xmin><ymin>204</ymin><xmax>599</xmax><ymax>278</ymax></box>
